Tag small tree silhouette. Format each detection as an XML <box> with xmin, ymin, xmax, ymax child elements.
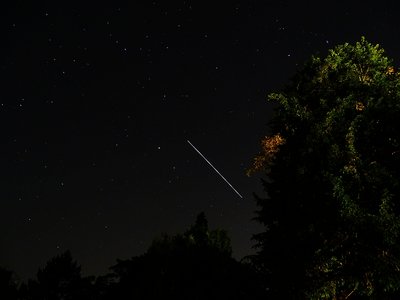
<box><xmin>26</xmin><ymin>251</ymin><xmax>94</xmax><ymax>300</ymax></box>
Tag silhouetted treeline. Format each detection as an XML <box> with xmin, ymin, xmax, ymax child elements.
<box><xmin>1</xmin><ymin>213</ymin><xmax>266</xmax><ymax>299</ymax></box>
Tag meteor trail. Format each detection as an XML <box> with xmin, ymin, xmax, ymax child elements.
<box><xmin>187</xmin><ymin>140</ymin><xmax>243</xmax><ymax>199</ymax></box>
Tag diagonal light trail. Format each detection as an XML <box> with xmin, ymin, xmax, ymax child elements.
<box><xmin>187</xmin><ymin>140</ymin><xmax>243</xmax><ymax>199</ymax></box>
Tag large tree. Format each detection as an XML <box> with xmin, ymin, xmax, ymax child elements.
<box><xmin>249</xmin><ymin>37</ymin><xmax>400</xmax><ymax>298</ymax></box>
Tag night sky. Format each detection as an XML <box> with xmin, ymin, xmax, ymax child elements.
<box><xmin>2</xmin><ymin>2</ymin><xmax>400</xmax><ymax>280</ymax></box>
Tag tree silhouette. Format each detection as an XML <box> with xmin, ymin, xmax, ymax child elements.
<box><xmin>250</xmin><ymin>37</ymin><xmax>400</xmax><ymax>298</ymax></box>
<box><xmin>103</xmin><ymin>212</ymin><xmax>265</xmax><ymax>299</ymax></box>
<box><xmin>25</xmin><ymin>251</ymin><xmax>95</xmax><ymax>300</ymax></box>
<box><xmin>2</xmin><ymin>213</ymin><xmax>265</xmax><ymax>299</ymax></box>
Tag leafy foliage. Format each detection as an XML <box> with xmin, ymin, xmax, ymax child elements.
<box><xmin>247</xmin><ymin>133</ymin><xmax>286</xmax><ymax>176</ymax></box>
<box><xmin>251</xmin><ymin>37</ymin><xmax>400</xmax><ymax>298</ymax></box>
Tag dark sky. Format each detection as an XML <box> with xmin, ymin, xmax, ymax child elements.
<box><xmin>2</xmin><ymin>1</ymin><xmax>400</xmax><ymax>280</ymax></box>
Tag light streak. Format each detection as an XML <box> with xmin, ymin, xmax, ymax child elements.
<box><xmin>187</xmin><ymin>140</ymin><xmax>243</xmax><ymax>199</ymax></box>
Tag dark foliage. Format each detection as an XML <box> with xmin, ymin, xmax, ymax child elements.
<box><xmin>100</xmin><ymin>212</ymin><xmax>265</xmax><ymax>299</ymax></box>
<box><xmin>1</xmin><ymin>213</ymin><xmax>265</xmax><ymax>299</ymax></box>
<box><xmin>20</xmin><ymin>251</ymin><xmax>95</xmax><ymax>300</ymax></box>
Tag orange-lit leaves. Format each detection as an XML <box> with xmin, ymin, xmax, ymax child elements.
<box><xmin>247</xmin><ymin>134</ymin><xmax>286</xmax><ymax>176</ymax></box>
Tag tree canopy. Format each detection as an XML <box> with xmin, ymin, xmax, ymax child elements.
<box><xmin>250</xmin><ymin>37</ymin><xmax>400</xmax><ymax>298</ymax></box>
<box><xmin>22</xmin><ymin>250</ymin><xmax>95</xmax><ymax>300</ymax></box>
<box><xmin>105</xmin><ymin>212</ymin><xmax>264</xmax><ymax>299</ymax></box>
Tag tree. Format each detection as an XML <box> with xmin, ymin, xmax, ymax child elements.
<box><xmin>249</xmin><ymin>37</ymin><xmax>400</xmax><ymax>298</ymax></box>
<box><xmin>104</xmin><ymin>213</ymin><xmax>265</xmax><ymax>299</ymax></box>
<box><xmin>26</xmin><ymin>251</ymin><xmax>95</xmax><ymax>300</ymax></box>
